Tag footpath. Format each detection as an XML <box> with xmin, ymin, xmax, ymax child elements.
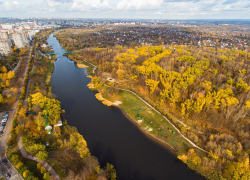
<box><xmin>84</xmin><ymin>58</ymin><xmax>208</xmax><ymax>154</ymax></box>
<box><xmin>17</xmin><ymin>135</ymin><xmax>60</xmax><ymax>180</ymax></box>
<box><xmin>17</xmin><ymin>49</ymin><xmax>61</xmax><ymax>180</ymax></box>
<box><xmin>0</xmin><ymin>46</ymin><xmax>34</xmax><ymax>180</ymax></box>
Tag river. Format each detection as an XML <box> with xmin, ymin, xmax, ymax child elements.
<box><xmin>48</xmin><ymin>33</ymin><xmax>205</xmax><ymax>180</ymax></box>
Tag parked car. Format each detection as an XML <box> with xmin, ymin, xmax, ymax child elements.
<box><xmin>1</xmin><ymin>122</ymin><xmax>6</xmax><ymax>126</ymax></box>
<box><xmin>3</xmin><ymin>114</ymin><xmax>8</xmax><ymax>119</ymax></box>
<box><xmin>5</xmin><ymin>172</ymin><xmax>11</xmax><ymax>179</ymax></box>
<box><xmin>0</xmin><ymin>131</ymin><xmax>3</xmax><ymax>135</ymax></box>
<box><xmin>2</xmin><ymin>118</ymin><xmax>7</xmax><ymax>121</ymax></box>
<box><xmin>1</xmin><ymin>159</ymin><xmax>7</xmax><ymax>165</ymax></box>
<box><xmin>1</xmin><ymin>119</ymin><xmax>7</xmax><ymax>123</ymax></box>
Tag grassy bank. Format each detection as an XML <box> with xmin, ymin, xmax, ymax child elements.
<box><xmin>103</xmin><ymin>87</ymin><xmax>198</xmax><ymax>154</ymax></box>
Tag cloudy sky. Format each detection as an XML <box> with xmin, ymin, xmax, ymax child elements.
<box><xmin>0</xmin><ymin>0</ymin><xmax>249</xmax><ymax>19</ymax></box>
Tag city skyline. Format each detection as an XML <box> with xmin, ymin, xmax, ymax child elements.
<box><xmin>0</xmin><ymin>0</ymin><xmax>250</xmax><ymax>19</ymax></box>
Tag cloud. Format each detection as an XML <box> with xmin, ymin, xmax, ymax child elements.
<box><xmin>50</xmin><ymin>0</ymin><xmax>73</xmax><ymax>2</ymax></box>
<box><xmin>71</xmin><ymin>0</ymin><xmax>111</xmax><ymax>11</ymax></box>
<box><xmin>164</xmin><ymin>0</ymin><xmax>201</xmax><ymax>2</ymax></box>
<box><xmin>223</xmin><ymin>0</ymin><xmax>240</xmax><ymax>5</ymax></box>
<box><xmin>0</xmin><ymin>0</ymin><xmax>250</xmax><ymax>18</ymax></box>
<box><xmin>4</xmin><ymin>1</ymin><xmax>21</xmax><ymax>10</ymax></box>
<box><xmin>116</xmin><ymin>0</ymin><xmax>163</xmax><ymax>11</ymax></box>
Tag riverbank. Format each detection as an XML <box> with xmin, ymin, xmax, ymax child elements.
<box><xmin>88</xmin><ymin>81</ymin><xmax>197</xmax><ymax>154</ymax></box>
<box><xmin>7</xmin><ymin>32</ymin><xmax>117</xmax><ymax>180</ymax></box>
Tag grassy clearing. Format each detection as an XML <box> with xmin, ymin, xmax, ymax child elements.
<box><xmin>104</xmin><ymin>89</ymin><xmax>196</xmax><ymax>154</ymax></box>
<box><xmin>81</xmin><ymin>60</ymin><xmax>97</xmax><ymax>75</ymax></box>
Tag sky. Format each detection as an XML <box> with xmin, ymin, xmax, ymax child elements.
<box><xmin>0</xmin><ymin>0</ymin><xmax>250</xmax><ymax>19</ymax></box>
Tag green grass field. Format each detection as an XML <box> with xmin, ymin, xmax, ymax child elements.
<box><xmin>105</xmin><ymin>90</ymin><xmax>197</xmax><ymax>154</ymax></box>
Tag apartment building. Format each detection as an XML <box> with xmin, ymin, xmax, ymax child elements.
<box><xmin>0</xmin><ymin>39</ymin><xmax>12</xmax><ymax>55</ymax></box>
<box><xmin>1</xmin><ymin>24</ymin><xmax>14</xmax><ymax>30</ymax></box>
<box><xmin>12</xmin><ymin>31</ymin><xmax>29</xmax><ymax>48</ymax></box>
<box><xmin>0</xmin><ymin>32</ymin><xmax>8</xmax><ymax>39</ymax></box>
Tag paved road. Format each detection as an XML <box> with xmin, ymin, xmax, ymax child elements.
<box><xmin>0</xmin><ymin>45</ymin><xmax>33</xmax><ymax>180</ymax></box>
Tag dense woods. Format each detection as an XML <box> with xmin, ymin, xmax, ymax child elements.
<box><xmin>55</xmin><ymin>28</ymin><xmax>250</xmax><ymax>180</ymax></box>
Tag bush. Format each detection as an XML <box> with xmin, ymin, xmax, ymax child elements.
<box><xmin>43</xmin><ymin>172</ymin><xmax>50</xmax><ymax>180</ymax></box>
<box><xmin>37</xmin><ymin>163</ymin><xmax>42</xmax><ymax>170</ymax></box>
<box><xmin>40</xmin><ymin>167</ymin><xmax>46</xmax><ymax>174</ymax></box>
<box><xmin>105</xmin><ymin>163</ymin><xmax>116</xmax><ymax>180</ymax></box>
<box><xmin>11</xmin><ymin>155</ymin><xmax>20</xmax><ymax>165</ymax></box>
<box><xmin>23</xmin><ymin>170</ymin><xmax>31</xmax><ymax>178</ymax></box>
<box><xmin>6</xmin><ymin>137</ymin><xmax>14</xmax><ymax>147</ymax></box>
<box><xmin>36</xmin><ymin>151</ymin><xmax>48</xmax><ymax>161</ymax></box>
<box><xmin>181</xmin><ymin>127</ymin><xmax>186</xmax><ymax>134</ymax></box>
<box><xmin>16</xmin><ymin>162</ymin><xmax>24</xmax><ymax>170</ymax></box>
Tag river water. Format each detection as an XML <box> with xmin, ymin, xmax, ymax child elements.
<box><xmin>48</xmin><ymin>33</ymin><xmax>205</xmax><ymax>180</ymax></box>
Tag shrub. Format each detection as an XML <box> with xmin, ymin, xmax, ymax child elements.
<box><xmin>16</xmin><ymin>162</ymin><xmax>24</xmax><ymax>170</ymax></box>
<box><xmin>40</xmin><ymin>167</ymin><xmax>46</xmax><ymax>174</ymax></box>
<box><xmin>36</xmin><ymin>151</ymin><xmax>48</xmax><ymax>161</ymax></box>
<box><xmin>6</xmin><ymin>137</ymin><xmax>14</xmax><ymax>147</ymax></box>
<box><xmin>11</xmin><ymin>155</ymin><xmax>20</xmax><ymax>165</ymax></box>
<box><xmin>43</xmin><ymin>172</ymin><xmax>50</xmax><ymax>180</ymax></box>
<box><xmin>181</xmin><ymin>127</ymin><xmax>186</xmax><ymax>134</ymax></box>
<box><xmin>23</xmin><ymin>170</ymin><xmax>31</xmax><ymax>178</ymax></box>
<box><xmin>37</xmin><ymin>163</ymin><xmax>42</xmax><ymax>170</ymax></box>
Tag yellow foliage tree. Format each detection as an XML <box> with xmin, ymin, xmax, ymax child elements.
<box><xmin>1</xmin><ymin>66</ymin><xmax>7</xmax><ymax>73</ymax></box>
<box><xmin>145</xmin><ymin>79</ymin><xmax>159</xmax><ymax>94</ymax></box>
<box><xmin>116</xmin><ymin>69</ymin><xmax>125</xmax><ymax>79</ymax></box>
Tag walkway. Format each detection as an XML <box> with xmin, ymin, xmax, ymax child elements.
<box><xmin>13</xmin><ymin>59</ymin><xmax>22</xmax><ymax>73</ymax></box>
<box><xmin>0</xmin><ymin>46</ymin><xmax>34</xmax><ymax>180</ymax></box>
<box><xmin>83</xmin><ymin>58</ymin><xmax>208</xmax><ymax>153</ymax></box>
<box><xmin>17</xmin><ymin>135</ymin><xmax>60</xmax><ymax>180</ymax></box>
<box><xmin>17</xmin><ymin>47</ymin><xmax>61</xmax><ymax>180</ymax></box>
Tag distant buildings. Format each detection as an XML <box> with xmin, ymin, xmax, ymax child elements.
<box><xmin>0</xmin><ymin>31</ymin><xmax>12</xmax><ymax>55</ymax></box>
<box><xmin>12</xmin><ymin>31</ymin><xmax>29</xmax><ymax>48</ymax></box>
<box><xmin>0</xmin><ymin>39</ymin><xmax>12</xmax><ymax>55</ymax></box>
<box><xmin>1</xmin><ymin>24</ymin><xmax>14</xmax><ymax>30</ymax></box>
<box><xmin>0</xmin><ymin>32</ymin><xmax>8</xmax><ymax>39</ymax></box>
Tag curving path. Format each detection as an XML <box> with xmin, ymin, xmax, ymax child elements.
<box><xmin>17</xmin><ymin>135</ymin><xmax>60</xmax><ymax>180</ymax></box>
<box><xmin>0</xmin><ymin>46</ymin><xmax>34</xmax><ymax>180</ymax></box>
<box><xmin>83</xmin><ymin>58</ymin><xmax>208</xmax><ymax>154</ymax></box>
<box><xmin>18</xmin><ymin>47</ymin><xmax>61</xmax><ymax>180</ymax></box>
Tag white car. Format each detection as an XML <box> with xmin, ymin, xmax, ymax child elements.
<box><xmin>1</xmin><ymin>119</ymin><xmax>7</xmax><ymax>123</ymax></box>
<box><xmin>0</xmin><ymin>127</ymin><xmax>3</xmax><ymax>131</ymax></box>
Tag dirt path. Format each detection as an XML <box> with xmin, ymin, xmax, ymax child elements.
<box><xmin>83</xmin><ymin>58</ymin><xmax>208</xmax><ymax>154</ymax></box>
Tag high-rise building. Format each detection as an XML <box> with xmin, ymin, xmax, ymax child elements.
<box><xmin>0</xmin><ymin>39</ymin><xmax>12</xmax><ymax>55</ymax></box>
<box><xmin>20</xmin><ymin>31</ymin><xmax>29</xmax><ymax>45</ymax></box>
<box><xmin>13</xmin><ymin>33</ymin><xmax>25</xmax><ymax>48</ymax></box>
<box><xmin>0</xmin><ymin>32</ymin><xmax>8</xmax><ymax>39</ymax></box>
<box><xmin>12</xmin><ymin>31</ymin><xmax>29</xmax><ymax>48</ymax></box>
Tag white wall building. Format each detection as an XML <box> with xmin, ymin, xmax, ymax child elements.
<box><xmin>0</xmin><ymin>39</ymin><xmax>12</xmax><ymax>55</ymax></box>
<box><xmin>0</xmin><ymin>32</ymin><xmax>8</xmax><ymax>39</ymax></box>
<box><xmin>1</xmin><ymin>24</ymin><xmax>14</xmax><ymax>30</ymax></box>
<box><xmin>12</xmin><ymin>30</ymin><xmax>29</xmax><ymax>48</ymax></box>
